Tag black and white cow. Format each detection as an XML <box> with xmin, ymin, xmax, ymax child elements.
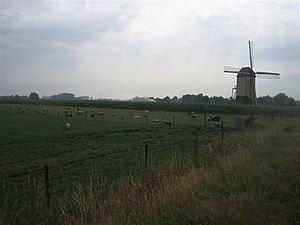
<box><xmin>207</xmin><ymin>116</ymin><xmax>221</xmax><ymax>123</ymax></box>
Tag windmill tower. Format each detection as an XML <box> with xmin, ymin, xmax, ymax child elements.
<box><xmin>224</xmin><ymin>41</ymin><xmax>280</xmax><ymax>105</ymax></box>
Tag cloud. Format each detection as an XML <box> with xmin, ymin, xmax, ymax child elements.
<box><xmin>0</xmin><ymin>0</ymin><xmax>299</xmax><ymax>100</ymax></box>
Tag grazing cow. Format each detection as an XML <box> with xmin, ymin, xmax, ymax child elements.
<box><xmin>163</xmin><ymin>120</ymin><xmax>173</xmax><ymax>126</ymax></box>
<box><xmin>152</xmin><ymin>119</ymin><xmax>160</xmax><ymax>122</ymax></box>
<box><xmin>207</xmin><ymin>116</ymin><xmax>221</xmax><ymax>123</ymax></box>
<box><xmin>66</xmin><ymin>112</ymin><xmax>73</xmax><ymax>117</ymax></box>
<box><xmin>77</xmin><ymin>111</ymin><xmax>84</xmax><ymax>115</ymax></box>
<box><xmin>207</xmin><ymin>116</ymin><xmax>224</xmax><ymax>129</ymax></box>
<box><xmin>213</xmin><ymin>121</ymin><xmax>223</xmax><ymax>129</ymax></box>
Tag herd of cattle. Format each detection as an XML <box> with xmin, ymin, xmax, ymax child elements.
<box><xmin>6</xmin><ymin>104</ymin><xmax>227</xmax><ymax>130</ymax></box>
<box><xmin>63</xmin><ymin>107</ymin><xmax>178</xmax><ymax>127</ymax></box>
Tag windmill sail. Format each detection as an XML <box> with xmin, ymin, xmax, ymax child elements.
<box><xmin>224</xmin><ymin>66</ymin><xmax>240</xmax><ymax>73</ymax></box>
<box><xmin>248</xmin><ymin>41</ymin><xmax>256</xmax><ymax>105</ymax></box>
<box><xmin>257</xmin><ymin>74</ymin><xmax>280</xmax><ymax>79</ymax></box>
<box><xmin>248</xmin><ymin>40</ymin><xmax>254</xmax><ymax>69</ymax></box>
<box><xmin>256</xmin><ymin>71</ymin><xmax>280</xmax><ymax>75</ymax></box>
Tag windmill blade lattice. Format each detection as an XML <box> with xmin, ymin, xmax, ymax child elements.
<box><xmin>256</xmin><ymin>74</ymin><xmax>280</xmax><ymax>79</ymax></box>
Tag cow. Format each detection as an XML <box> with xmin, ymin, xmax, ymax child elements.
<box><xmin>207</xmin><ymin>116</ymin><xmax>221</xmax><ymax>123</ymax></box>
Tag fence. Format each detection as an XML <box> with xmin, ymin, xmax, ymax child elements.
<box><xmin>1</xmin><ymin>103</ymin><xmax>299</xmax><ymax>208</ymax></box>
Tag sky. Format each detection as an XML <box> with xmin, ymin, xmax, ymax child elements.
<box><xmin>0</xmin><ymin>0</ymin><xmax>299</xmax><ymax>100</ymax></box>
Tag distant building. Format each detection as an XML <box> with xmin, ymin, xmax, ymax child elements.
<box><xmin>130</xmin><ymin>96</ymin><xmax>156</xmax><ymax>102</ymax></box>
<box><xmin>77</xmin><ymin>96</ymin><xmax>90</xmax><ymax>100</ymax></box>
<box><xmin>50</xmin><ymin>93</ymin><xmax>76</xmax><ymax>100</ymax></box>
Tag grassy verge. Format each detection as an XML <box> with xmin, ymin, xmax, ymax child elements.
<box><xmin>1</xmin><ymin>120</ymin><xmax>300</xmax><ymax>225</ymax></box>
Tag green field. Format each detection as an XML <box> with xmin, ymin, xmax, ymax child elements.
<box><xmin>0</xmin><ymin>104</ymin><xmax>232</xmax><ymax>199</ymax></box>
<box><xmin>1</xmin><ymin>103</ymin><xmax>299</xmax><ymax>225</ymax></box>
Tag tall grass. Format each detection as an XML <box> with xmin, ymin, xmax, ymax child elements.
<box><xmin>58</xmin><ymin>121</ymin><xmax>300</xmax><ymax>225</ymax></box>
<box><xmin>1</xmin><ymin>120</ymin><xmax>299</xmax><ymax>225</ymax></box>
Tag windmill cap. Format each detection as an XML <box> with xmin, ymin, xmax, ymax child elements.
<box><xmin>237</xmin><ymin>67</ymin><xmax>256</xmax><ymax>77</ymax></box>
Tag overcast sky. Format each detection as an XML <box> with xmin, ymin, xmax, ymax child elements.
<box><xmin>1</xmin><ymin>0</ymin><xmax>299</xmax><ymax>100</ymax></box>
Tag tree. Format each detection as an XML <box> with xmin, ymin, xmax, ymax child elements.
<box><xmin>211</xmin><ymin>96</ymin><xmax>225</xmax><ymax>104</ymax></box>
<box><xmin>172</xmin><ymin>96</ymin><xmax>180</xmax><ymax>103</ymax></box>
<box><xmin>29</xmin><ymin>92</ymin><xmax>39</xmax><ymax>100</ymax></box>
<box><xmin>181</xmin><ymin>94</ymin><xmax>194</xmax><ymax>103</ymax></box>
<box><xmin>274</xmin><ymin>93</ymin><xmax>289</xmax><ymax>106</ymax></box>
<box><xmin>203</xmin><ymin>95</ymin><xmax>210</xmax><ymax>104</ymax></box>
<box><xmin>287</xmin><ymin>97</ymin><xmax>296</xmax><ymax>107</ymax></box>
<box><xmin>257</xmin><ymin>95</ymin><xmax>273</xmax><ymax>106</ymax></box>
<box><xmin>162</xmin><ymin>96</ymin><xmax>171</xmax><ymax>103</ymax></box>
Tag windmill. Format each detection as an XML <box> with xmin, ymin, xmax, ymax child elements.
<box><xmin>224</xmin><ymin>40</ymin><xmax>280</xmax><ymax>105</ymax></box>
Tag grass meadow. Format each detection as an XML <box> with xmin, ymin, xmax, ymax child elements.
<box><xmin>0</xmin><ymin>103</ymin><xmax>299</xmax><ymax>225</ymax></box>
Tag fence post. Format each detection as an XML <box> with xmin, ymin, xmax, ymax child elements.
<box><xmin>145</xmin><ymin>115</ymin><xmax>148</xmax><ymax>124</ymax></box>
<box><xmin>101</xmin><ymin>114</ymin><xmax>104</xmax><ymax>121</ymax></box>
<box><xmin>121</xmin><ymin>115</ymin><xmax>124</xmax><ymax>122</ymax></box>
<box><xmin>221</xmin><ymin>121</ymin><xmax>224</xmax><ymax>142</ymax></box>
<box><xmin>172</xmin><ymin>116</ymin><xmax>175</xmax><ymax>126</ymax></box>
<box><xmin>144</xmin><ymin>144</ymin><xmax>149</xmax><ymax>170</ymax></box>
<box><xmin>204</xmin><ymin>114</ymin><xmax>207</xmax><ymax>127</ymax></box>
<box><xmin>195</xmin><ymin>133</ymin><xmax>199</xmax><ymax>155</ymax></box>
<box><xmin>57</xmin><ymin>110</ymin><xmax>59</xmax><ymax>118</ymax></box>
<box><xmin>44</xmin><ymin>165</ymin><xmax>50</xmax><ymax>208</ymax></box>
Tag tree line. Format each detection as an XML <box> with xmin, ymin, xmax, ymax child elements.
<box><xmin>153</xmin><ymin>93</ymin><xmax>299</xmax><ymax>107</ymax></box>
<box><xmin>0</xmin><ymin>92</ymin><xmax>299</xmax><ymax>107</ymax></box>
<box><xmin>0</xmin><ymin>92</ymin><xmax>90</xmax><ymax>101</ymax></box>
